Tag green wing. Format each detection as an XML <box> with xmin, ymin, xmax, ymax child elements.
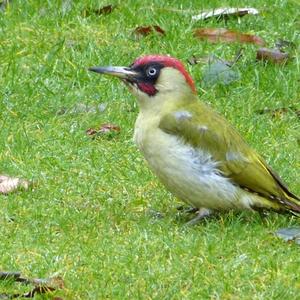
<box><xmin>159</xmin><ymin>101</ymin><xmax>296</xmax><ymax>201</ymax></box>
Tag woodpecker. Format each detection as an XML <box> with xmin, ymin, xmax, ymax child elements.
<box><xmin>89</xmin><ymin>55</ymin><xmax>300</xmax><ymax>223</ymax></box>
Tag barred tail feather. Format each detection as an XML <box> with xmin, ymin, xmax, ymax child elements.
<box><xmin>283</xmin><ymin>194</ymin><xmax>300</xmax><ymax>216</ymax></box>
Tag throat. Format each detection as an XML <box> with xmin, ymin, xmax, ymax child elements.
<box><xmin>137</xmin><ymin>83</ymin><xmax>157</xmax><ymax>96</ymax></box>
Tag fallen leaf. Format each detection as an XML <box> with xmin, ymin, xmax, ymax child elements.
<box><xmin>256</xmin><ymin>48</ymin><xmax>289</xmax><ymax>64</ymax></box>
<box><xmin>0</xmin><ymin>175</ymin><xmax>29</xmax><ymax>194</ymax></box>
<box><xmin>256</xmin><ymin>106</ymin><xmax>299</xmax><ymax>118</ymax></box>
<box><xmin>82</xmin><ymin>5</ymin><xmax>115</xmax><ymax>17</ymax></box>
<box><xmin>202</xmin><ymin>59</ymin><xmax>241</xmax><ymax>86</ymax></box>
<box><xmin>275</xmin><ymin>228</ymin><xmax>300</xmax><ymax>245</ymax></box>
<box><xmin>86</xmin><ymin>123</ymin><xmax>120</xmax><ymax>138</ymax></box>
<box><xmin>100</xmin><ymin>124</ymin><xmax>120</xmax><ymax>133</ymax></box>
<box><xmin>31</xmin><ymin>276</ymin><xmax>65</xmax><ymax>289</ymax></box>
<box><xmin>133</xmin><ymin>25</ymin><xmax>165</xmax><ymax>37</ymax></box>
<box><xmin>194</xmin><ymin>28</ymin><xmax>265</xmax><ymax>46</ymax></box>
<box><xmin>153</xmin><ymin>25</ymin><xmax>165</xmax><ymax>35</ymax></box>
<box><xmin>98</xmin><ymin>4</ymin><xmax>114</xmax><ymax>15</ymax></box>
<box><xmin>86</xmin><ymin>128</ymin><xmax>97</xmax><ymax>136</ymax></box>
<box><xmin>192</xmin><ymin>7</ymin><xmax>259</xmax><ymax>21</ymax></box>
<box><xmin>0</xmin><ymin>272</ymin><xmax>65</xmax><ymax>299</ymax></box>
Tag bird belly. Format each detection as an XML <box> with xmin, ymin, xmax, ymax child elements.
<box><xmin>135</xmin><ymin>129</ymin><xmax>243</xmax><ymax>210</ymax></box>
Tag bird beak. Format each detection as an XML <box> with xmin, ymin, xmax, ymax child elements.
<box><xmin>88</xmin><ymin>66</ymin><xmax>139</xmax><ymax>80</ymax></box>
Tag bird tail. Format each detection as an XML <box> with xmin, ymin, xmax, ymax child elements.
<box><xmin>264</xmin><ymin>163</ymin><xmax>300</xmax><ymax>216</ymax></box>
<box><xmin>251</xmin><ymin>190</ymin><xmax>300</xmax><ymax>217</ymax></box>
<box><xmin>281</xmin><ymin>192</ymin><xmax>300</xmax><ymax>217</ymax></box>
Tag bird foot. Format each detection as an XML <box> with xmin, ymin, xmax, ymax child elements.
<box><xmin>176</xmin><ymin>205</ymin><xmax>199</xmax><ymax>214</ymax></box>
<box><xmin>185</xmin><ymin>208</ymin><xmax>212</xmax><ymax>226</ymax></box>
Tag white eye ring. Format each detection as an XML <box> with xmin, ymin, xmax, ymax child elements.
<box><xmin>147</xmin><ymin>67</ymin><xmax>157</xmax><ymax>76</ymax></box>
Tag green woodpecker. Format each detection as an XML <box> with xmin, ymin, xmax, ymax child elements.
<box><xmin>89</xmin><ymin>55</ymin><xmax>300</xmax><ymax>222</ymax></box>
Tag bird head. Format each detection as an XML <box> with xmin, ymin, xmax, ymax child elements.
<box><xmin>89</xmin><ymin>55</ymin><xmax>196</xmax><ymax>110</ymax></box>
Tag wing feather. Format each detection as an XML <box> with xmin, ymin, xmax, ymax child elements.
<box><xmin>159</xmin><ymin>101</ymin><xmax>295</xmax><ymax>201</ymax></box>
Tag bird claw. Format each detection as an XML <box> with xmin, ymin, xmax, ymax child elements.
<box><xmin>185</xmin><ymin>208</ymin><xmax>212</xmax><ymax>226</ymax></box>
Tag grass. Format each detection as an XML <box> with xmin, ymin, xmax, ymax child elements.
<box><xmin>0</xmin><ymin>0</ymin><xmax>299</xmax><ymax>299</ymax></box>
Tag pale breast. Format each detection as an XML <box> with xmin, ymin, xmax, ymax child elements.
<box><xmin>134</xmin><ymin>119</ymin><xmax>240</xmax><ymax>210</ymax></box>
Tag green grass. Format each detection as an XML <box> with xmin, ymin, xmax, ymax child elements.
<box><xmin>0</xmin><ymin>0</ymin><xmax>299</xmax><ymax>299</ymax></box>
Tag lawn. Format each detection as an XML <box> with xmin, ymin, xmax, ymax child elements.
<box><xmin>0</xmin><ymin>0</ymin><xmax>299</xmax><ymax>299</ymax></box>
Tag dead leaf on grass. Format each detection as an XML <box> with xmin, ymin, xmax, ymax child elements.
<box><xmin>202</xmin><ymin>60</ymin><xmax>241</xmax><ymax>86</ymax></box>
<box><xmin>86</xmin><ymin>123</ymin><xmax>121</xmax><ymax>138</ymax></box>
<box><xmin>256</xmin><ymin>48</ymin><xmax>290</xmax><ymax>64</ymax></box>
<box><xmin>196</xmin><ymin>50</ymin><xmax>243</xmax><ymax>87</ymax></box>
<box><xmin>256</xmin><ymin>106</ymin><xmax>299</xmax><ymax>118</ymax></box>
<box><xmin>0</xmin><ymin>175</ymin><xmax>29</xmax><ymax>194</ymax></box>
<box><xmin>192</xmin><ymin>7</ymin><xmax>259</xmax><ymax>21</ymax></box>
<box><xmin>194</xmin><ymin>28</ymin><xmax>265</xmax><ymax>46</ymax></box>
<box><xmin>0</xmin><ymin>272</ymin><xmax>65</xmax><ymax>299</ymax></box>
<box><xmin>275</xmin><ymin>228</ymin><xmax>300</xmax><ymax>245</ymax></box>
<box><xmin>133</xmin><ymin>25</ymin><xmax>165</xmax><ymax>37</ymax></box>
<box><xmin>82</xmin><ymin>4</ymin><xmax>115</xmax><ymax>17</ymax></box>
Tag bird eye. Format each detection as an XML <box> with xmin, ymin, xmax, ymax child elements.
<box><xmin>147</xmin><ymin>67</ymin><xmax>157</xmax><ymax>77</ymax></box>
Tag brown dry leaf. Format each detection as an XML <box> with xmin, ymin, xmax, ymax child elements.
<box><xmin>153</xmin><ymin>25</ymin><xmax>165</xmax><ymax>35</ymax></box>
<box><xmin>97</xmin><ymin>4</ymin><xmax>115</xmax><ymax>15</ymax></box>
<box><xmin>86</xmin><ymin>123</ymin><xmax>121</xmax><ymax>138</ymax></box>
<box><xmin>194</xmin><ymin>28</ymin><xmax>265</xmax><ymax>46</ymax></box>
<box><xmin>99</xmin><ymin>124</ymin><xmax>120</xmax><ymax>133</ymax></box>
<box><xmin>82</xmin><ymin>4</ymin><xmax>115</xmax><ymax>17</ymax></box>
<box><xmin>0</xmin><ymin>272</ymin><xmax>65</xmax><ymax>299</ymax></box>
<box><xmin>0</xmin><ymin>175</ymin><xmax>29</xmax><ymax>194</ymax></box>
<box><xmin>256</xmin><ymin>106</ymin><xmax>299</xmax><ymax>119</ymax></box>
<box><xmin>86</xmin><ymin>128</ymin><xmax>98</xmax><ymax>136</ymax></box>
<box><xmin>192</xmin><ymin>7</ymin><xmax>259</xmax><ymax>21</ymax></box>
<box><xmin>256</xmin><ymin>48</ymin><xmax>289</xmax><ymax>64</ymax></box>
<box><xmin>133</xmin><ymin>25</ymin><xmax>165</xmax><ymax>37</ymax></box>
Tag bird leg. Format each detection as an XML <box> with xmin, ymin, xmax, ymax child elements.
<box><xmin>185</xmin><ymin>207</ymin><xmax>212</xmax><ymax>226</ymax></box>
